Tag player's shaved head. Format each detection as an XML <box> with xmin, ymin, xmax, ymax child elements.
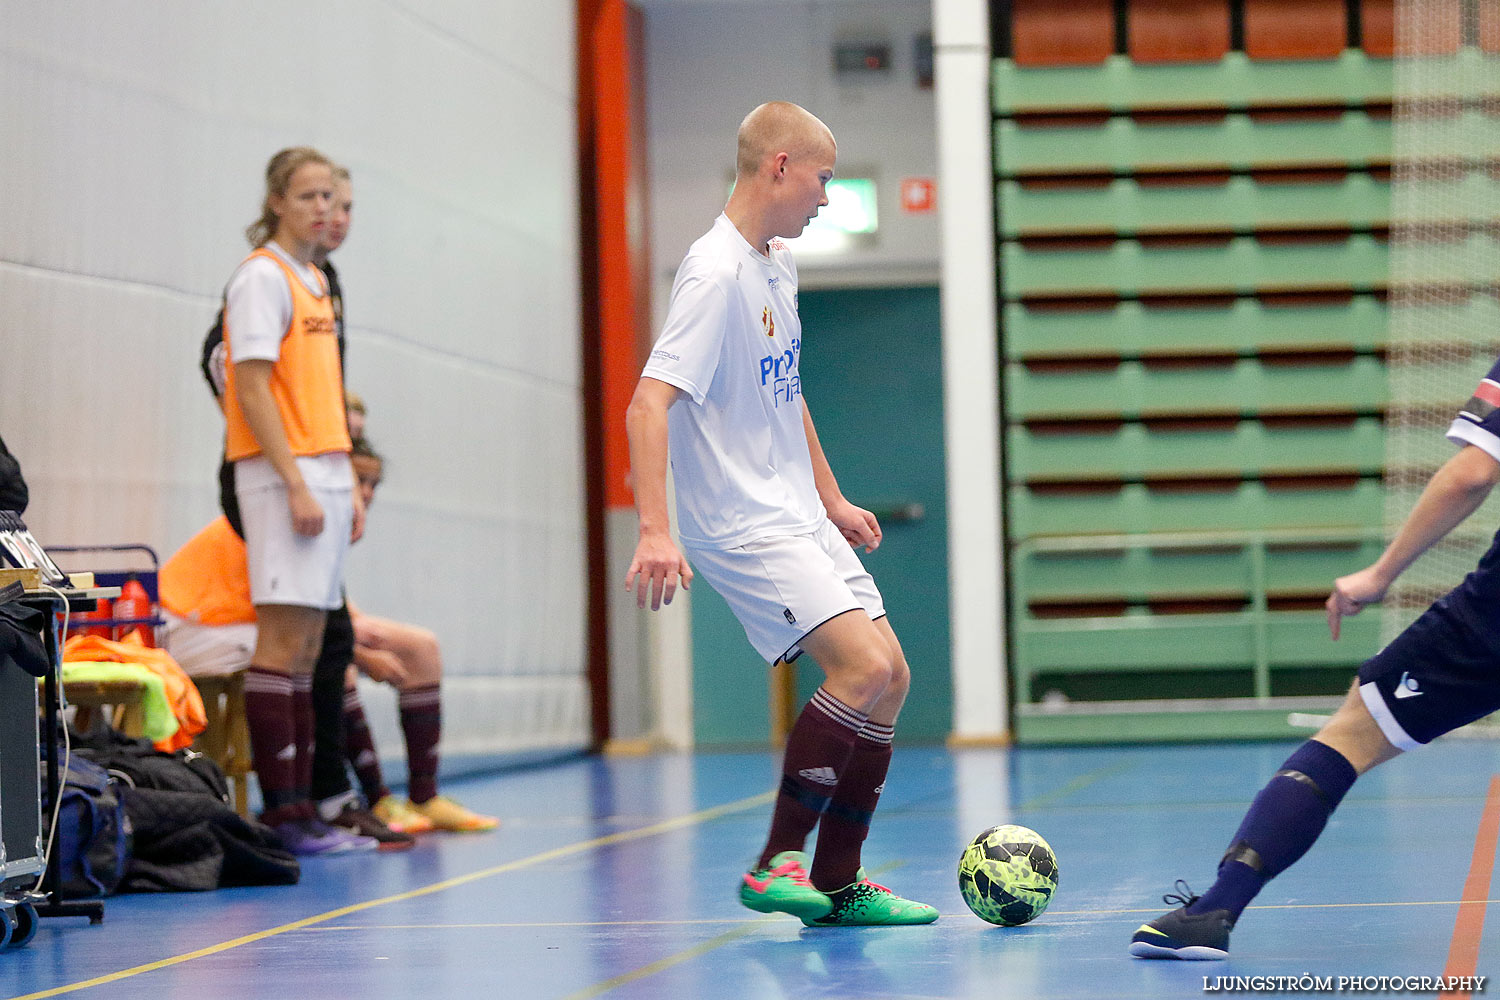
<box><xmin>736</xmin><ymin>101</ymin><xmax>836</xmax><ymax>178</ymax></box>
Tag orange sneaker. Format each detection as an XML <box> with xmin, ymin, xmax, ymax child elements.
<box><xmin>372</xmin><ymin>794</ymin><xmax>436</xmax><ymax>835</ymax></box>
<box><xmin>409</xmin><ymin>795</ymin><xmax>500</xmax><ymax>832</ymax></box>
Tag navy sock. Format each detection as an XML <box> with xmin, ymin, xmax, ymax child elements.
<box><xmin>1189</xmin><ymin>740</ymin><xmax>1357</xmax><ymax>920</ymax></box>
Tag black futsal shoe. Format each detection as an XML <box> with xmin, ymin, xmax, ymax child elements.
<box><xmin>1128</xmin><ymin>881</ymin><xmax>1232</xmax><ymax>960</ymax></box>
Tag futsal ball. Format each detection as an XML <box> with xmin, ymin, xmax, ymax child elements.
<box><xmin>956</xmin><ymin>824</ymin><xmax>1059</xmax><ymax>926</ymax></box>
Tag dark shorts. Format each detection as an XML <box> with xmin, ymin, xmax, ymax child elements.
<box><xmin>219</xmin><ymin>455</ymin><xmax>243</xmax><ymax>538</ymax></box>
<box><xmin>1357</xmin><ymin>530</ymin><xmax>1500</xmax><ymax>748</ymax></box>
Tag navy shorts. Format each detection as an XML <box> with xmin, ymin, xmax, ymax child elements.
<box><xmin>1357</xmin><ymin>531</ymin><xmax>1500</xmax><ymax>749</ymax></box>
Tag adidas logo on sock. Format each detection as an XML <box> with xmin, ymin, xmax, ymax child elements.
<box><xmin>799</xmin><ymin>766</ymin><xmax>839</xmax><ymax>786</ymax></box>
<box><xmin>276</xmin><ymin>743</ymin><xmax>296</xmax><ymax>761</ymax></box>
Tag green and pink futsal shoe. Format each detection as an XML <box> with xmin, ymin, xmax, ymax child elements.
<box><xmin>739</xmin><ymin>851</ymin><xmax>833</xmax><ymax>921</ymax></box>
<box><xmin>801</xmin><ymin>869</ymin><xmax>939</xmax><ymax>927</ymax></box>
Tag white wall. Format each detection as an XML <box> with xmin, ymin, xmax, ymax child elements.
<box><xmin>643</xmin><ymin>0</ymin><xmax>939</xmax><ymax>294</ymax></box>
<box><xmin>0</xmin><ymin>1</ymin><xmax>588</xmax><ymax>762</ymax></box>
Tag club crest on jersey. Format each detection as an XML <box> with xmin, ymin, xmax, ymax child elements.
<box><xmin>762</xmin><ymin>306</ymin><xmax>776</xmax><ymax>338</ymax></box>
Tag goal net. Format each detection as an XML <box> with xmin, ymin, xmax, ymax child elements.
<box><xmin>1383</xmin><ymin>1</ymin><xmax>1500</xmax><ymax>733</ymax></box>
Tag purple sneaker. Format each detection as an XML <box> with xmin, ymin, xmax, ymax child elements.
<box><xmin>273</xmin><ymin>818</ymin><xmax>378</xmax><ymax>856</ymax></box>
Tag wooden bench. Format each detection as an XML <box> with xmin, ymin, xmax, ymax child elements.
<box><xmin>190</xmin><ymin>673</ymin><xmax>252</xmax><ymax>818</ymax></box>
<box><xmin>65</xmin><ymin>679</ymin><xmax>147</xmax><ymax>739</ymax></box>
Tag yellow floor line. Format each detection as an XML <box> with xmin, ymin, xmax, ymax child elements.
<box><xmin>300</xmin><ymin>918</ymin><xmax>771</xmax><ymax>930</ymax></box>
<box><xmin>1015</xmin><ymin>760</ymin><xmax>1138</xmax><ymax>813</ymax></box>
<box><xmin>556</xmin><ymin>915</ymin><xmax>782</xmax><ymax>1000</ymax></box>
<box><xmin>291</xmin><ymin>895</ymin><xmax>1500</xmax><ymax>935</ymax></box>
<box><xmin>556</xmin><ymin>861</ymin><xmax>907</xmax><ymax>999</ymax></box>
<box><xmin>6</xmin><ymin>790</ymin><xmax>774</xmax><ymax>1000</ymax></box>
<box><xmin>1049</xmin><ymin>898</ymin><xmax>1500</xmax><ymax>919</ymax></box>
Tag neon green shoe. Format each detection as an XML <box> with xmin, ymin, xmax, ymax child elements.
<box><xmin>802</xmin><ymin>869</ymin><xmax>939</xmax><ymax>927</ymax></box>
<box><xmin>740</xmin><ymin>851</ymin><xmax>833</xmax><ymax>921</ymax></box>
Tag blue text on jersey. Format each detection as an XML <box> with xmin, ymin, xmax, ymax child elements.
<box><xmin>759</xmin><ymin>337</ymin><xmax>802</xmax><ymax>408</ymax></box>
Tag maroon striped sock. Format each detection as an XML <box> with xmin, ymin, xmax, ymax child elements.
<box><xmin>757</xmin><ymin>687</ymin><xmax>868</xmax><ymax>869</ymax></box>
<box><xmin>399</xmin><ymin>685</ymin><xmax>442</xmax><ymax>805</ymax></box>
<box><xmin>291</xmin><ymin>672</ymin><xmax>314</xmax><ymax>806</ymax></box>
<box><xmin>244</xmin><ymin>666</ymin><xmax>300</xmax><ymax>823</ymax></box>
<box><xmin>810</xmin><ymin>721</ymin><xmax>894</xmax><ymax>892</ymax></box>
<box><xmin>342</xmin><ymin>688</ymin><xmax>388</xmax><ymax>805</ymax></box>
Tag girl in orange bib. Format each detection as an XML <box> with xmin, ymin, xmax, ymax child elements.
<box><xmin>220</xmin><ymin>147</ymin><xmax>372</xmax><ymax>856</ymax></box>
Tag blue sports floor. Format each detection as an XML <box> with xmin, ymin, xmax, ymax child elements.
<box><xmin>7</xmin><ymin>740</ymin><xmax>1500</xmax><ymax>999</ymax></box>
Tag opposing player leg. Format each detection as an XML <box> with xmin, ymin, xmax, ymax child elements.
<box><xmin>1130</xmin><ymin>681</ymin><xmax>1398</xmax><ymax>960</ymax></box>
<box><xmin>1132</xmin><ymin>566</ymin><xmax>1500</xmax><ymax>961</ymax></box>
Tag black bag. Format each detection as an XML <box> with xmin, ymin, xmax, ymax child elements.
<box><xmin>70</xmin><ymin>728</ymin><xmax>229</xmax><ymax>801</ymax></box>
<box><xmin>117</xmin><ymin>786</ymin><xmax>300</xmax><ymax>892</ymax></box>
<box><xmin>44</xmin><ymin>755</ymin><xmax>132</xmax><ymax>899</ymax></box>
<box><xmin>70</xmin><ymin>729</ymin><xmax>299</xmax><ymax>891</ymax></box>
<box><xmin>0</xmin><ymin>599</ymin><xmax>50</xmax><ymax>677</ymax></box>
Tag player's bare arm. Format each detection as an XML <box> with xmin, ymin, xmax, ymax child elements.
<box><xmin>234</xmin><ymin>358</ymin><xmax>325</xmax><ymax>536</ymax></box>
<box><xmin>624</xmin><ymin>376</ymin><xmax>694</xmax><ymax>610</ymax></box>
<box><xmin>801</xmin><ymin>400</ymin><xmax>880</xmax><ymax>552</ymax></box>
<box><xmin>1327</xmin><ymin>444</ymin><xmax>1500</xmax><ymax>639</ymax></box>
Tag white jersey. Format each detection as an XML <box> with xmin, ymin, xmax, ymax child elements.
<box><xmin>224</xmin><ymin>240</ymin><xmax>327</xmax><ymax>364</ymax></box>
<box><xmin>642</xmin><ymin>214</ymin><xmax>825</xmax><ymax>549</ymax></box>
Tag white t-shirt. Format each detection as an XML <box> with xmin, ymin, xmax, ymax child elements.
<box><xmin>224</xmin><ymin>241</ymin><xmax>327</xmax><ymax>364</ymax></box>
<box><xmin>223</xmin><ymin>241</ymin><xmax>346</xmax><ymax>491</ymax></box>
<box><xmin>642</xmin><ymin>214</ymin><xmax>825</xmax><ymax>549</ymax></box>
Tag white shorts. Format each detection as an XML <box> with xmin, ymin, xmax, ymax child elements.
<box><xmin>685</xmin><ymin>519</ymin><xmax>886</xmax><ymax>663</ymax></box>
<box><xmin>235</xmin><ymin>455</ymin><xmax>353</xmax><ymax>610</ymax></box>
<box><xmin>161</xmin><ymin>611</ymin><xmax>256</xmax><ymax>678</ymax></box>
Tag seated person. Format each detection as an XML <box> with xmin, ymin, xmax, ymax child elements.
<box><xmin>158</xmin><ymin>438</ymin><xmax>497</xmax><ymax>834</ymax></box>
<box><xmin>343</xmin><ymin>441</ymin><xmax>496</xmax><ymax>834</ymax></box>
<box><xmin>158</xmin><ymin>516</ymin><xmax>258</xmax><ymax>678</ymax></box>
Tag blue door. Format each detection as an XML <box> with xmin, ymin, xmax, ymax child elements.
<box><xmin>692</xmin><ymin>284</ymin><xmax>952</xmax><ymax>745</ymax></box>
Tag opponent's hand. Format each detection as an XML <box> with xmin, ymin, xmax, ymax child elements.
<box><xmin>625</xmin><ymin>532</ymin><xmax>692</xmax><ymax>611</ymax></box>
<box><xmin>288</xmin><ymin>483</ymin><xmax>325</xmax><ymax>537</ymax></box>
<box><xmin>827</xmin><ymin>498</ymin><xmax>881</xmax><ymax>553</ymax></box>
<box><xmin>1326</xmin><ymin>566</ymin><xmax>1389</xmax><ymax>640</ymax></box>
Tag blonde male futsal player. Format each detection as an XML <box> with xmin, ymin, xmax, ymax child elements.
<box><xmin>625</xmin><ymin>102</ymin><xmax>936</xmax><ymax>926</ymax></box>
